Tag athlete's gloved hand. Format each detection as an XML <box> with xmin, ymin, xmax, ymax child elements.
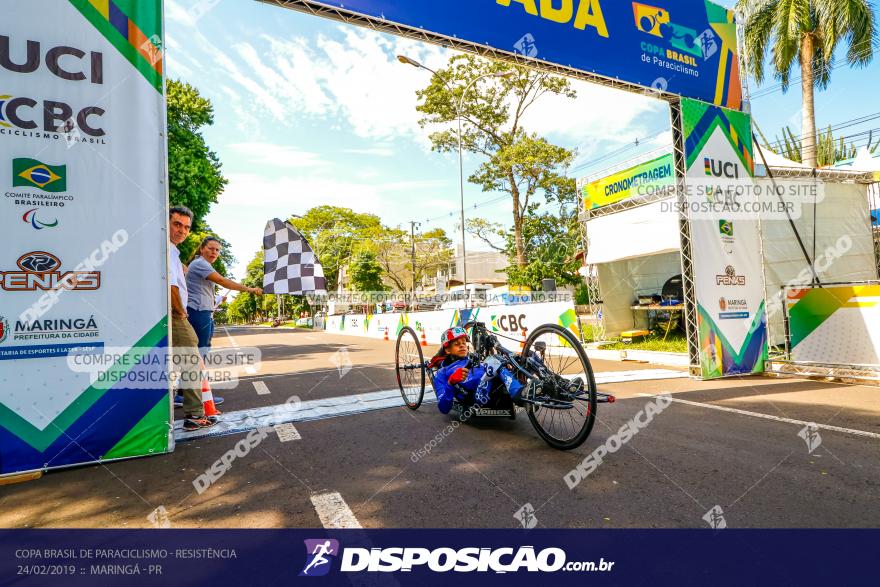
<box><xmin>448</xmin><ymin>367</ymin><xmax>469</xmax><ymax>385</ymax></box>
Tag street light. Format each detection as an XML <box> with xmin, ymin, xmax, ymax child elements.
<box><xmin>397</xmin><ymin>55</ymin><xmax>512</xmax><ymax>307</ymax></box>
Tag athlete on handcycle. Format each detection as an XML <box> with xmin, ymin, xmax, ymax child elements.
<box><xmin>427</xmin><ymin>326</ymin><xmax>525</xmax><ymax>414</ymax></box>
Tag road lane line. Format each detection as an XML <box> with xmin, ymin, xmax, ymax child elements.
<box><xmin>274</xmin><ymin>423</ymin><xmax>301</xmax><ymax>442</ymax></box>
<box><xmin>253</xmin><ymin>381</ymin><xmax>271</xmax><ymax>395</ymax></box>
<box><xmin>174</xmin><ymin>369</ymin><xmax>692</xmax><ymax>442</ymax></box>
<box><xmin>637</xmin><ymin>393</ymin><xmax>880</xmax><ymax>440</ymax></box>
<box><xmin>223</xmin><ymin>327</ymin><xmax>258</xmax><ymax>374</ymax></box>
<box><xmin>311</xmin><ymin>492</ymin><xmax>362</xmax><ymax>529</ymax></box>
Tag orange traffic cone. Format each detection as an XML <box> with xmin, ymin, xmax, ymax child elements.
<box><xmin>520</xmin><ymin>326</ymin><xmax>528</xmax><ymax>350</ymax></box>
<box><xmin>199</xmin><ymin>359</ymin><xmax>220</xmax><ymax>417</ymax></box>
<box><xmin>420</xmin><ymin>329</ymin><xmax>428</xmax><ymax>347</ymax></box>
<box><xmin>383</xmin><ymin>327</ymin><xmax>389</xmax><ymax>342</ymax></box>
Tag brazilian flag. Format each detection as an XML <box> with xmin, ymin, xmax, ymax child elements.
<box><xmin>13</xmin><ymin>158</ymin><xmax>66</xmax><ymax>191</ymax></box>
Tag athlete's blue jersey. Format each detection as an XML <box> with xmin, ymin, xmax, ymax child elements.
<box><xmin>433</xmin><ymin>358</ymin><xmax>486</xmax><ymax>414</ymax></box>
<box><xmin>433</xmin><ymin>356</ymin><xmax>524</xmax><ymax>414</ymax></box>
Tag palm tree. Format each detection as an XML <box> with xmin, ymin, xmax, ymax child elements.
<box><xmin>737</xmin><ymin>0</ymin><xmax>876</xmax><ymax>167</ymax></box>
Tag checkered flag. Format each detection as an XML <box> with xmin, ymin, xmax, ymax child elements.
<box><xmin>263</xmin><ymin>219</ymin><xmax>327</xmax><ymax>295</ymax></box>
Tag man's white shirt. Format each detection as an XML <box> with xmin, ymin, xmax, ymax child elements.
<box><xmin>169</xmin><ymin>243</ymin><xmax>188</xmax><ymax>304</ymax></box>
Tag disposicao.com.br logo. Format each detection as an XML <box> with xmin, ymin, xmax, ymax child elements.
<box><xmin>300</xmin><ymin>541</ymin><xmax>614</xmax><ymax>575</ymax></box>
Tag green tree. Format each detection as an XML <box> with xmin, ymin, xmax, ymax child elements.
<box><xmin>167</xmin><ymin>79</ymin><xmax>227</xmax><ymax>226</ymax></box>
<box><xmin>228</xmin><ymin>251</ymin><xmax>265</xmax><ymax>323</ymax></box>
<box><xmin>738</xmin><ymin>0</ymin><xmax>876</xmax><ymax>167</ymax></box>
<box><xmin>415</xmin><ymin>55</ymin><xmax>577</xmax><ymax>267</ymax></box>
<box><xmin>349</xmin><ymin>251</ymin><xmax>387</xmax><ymax>292</ymax></box>
<box><xmin>176</xmin><ymin>226</ymin><xmax>235</xmax><ymax>276</ymax></box>
<box><xmin>289</xmin><ymin>206</ymin><xmax>383</xmax><ymax>290</ymax></box>
<box><xmin>503</xmin><ymin>204</ymin><xmax>582</xmax><ymax>289</ymax></box>
<box><xmin>370</xmin><ymin>226</ymin><xmax>455</xmax><ymax>291</ymax></box>
<box><xmin>769</xmin><ymin>125</ymin><xmax>880</xmax><ymax>165</ymax></box>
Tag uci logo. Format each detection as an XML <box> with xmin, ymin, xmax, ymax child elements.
<box><xmin>0</xmin><ymin>35</ymin><xmax>103</xmax><ymax>84</ymax></box>
<box><xmin>704</xmin><ymin>157</ymin><xmax>739</xmax><ymax>178</ymax></box>
<box><xmin>0</xmin><ymin>251</ymin><xmax>101</xmax><ymax>292</ymax></box>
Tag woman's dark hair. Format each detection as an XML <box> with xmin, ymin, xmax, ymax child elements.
<box><xmin>187</xmin><ymin>236</ymin><xmax>221</xmax><ymax>264</ymax></box>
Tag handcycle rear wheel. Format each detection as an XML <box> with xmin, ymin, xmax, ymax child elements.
<box><xmin>521</xmin><ymin>324</ymin><xmax>597</xmax><ymax>450</ymax></box>
<box><xmin>395</xmin><ymin>326</ymin><xmax>425</xmax><ymax>409</ymax></box>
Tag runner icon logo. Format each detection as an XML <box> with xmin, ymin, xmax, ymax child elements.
<box><xmin>300</xmin><ymin>539</ymin><xmax>339</xmax><ymax>577</ymax></box>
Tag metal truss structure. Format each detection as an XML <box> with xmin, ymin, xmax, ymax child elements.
<box><xmin>262</xmin><ymin>0</ymin><xmax>810</xmax><ymax>378</ymax></box>
<box><xmin>765</xmin><ymin>167</ymin><xmax>876</xmax><ymax>183</ymax></box>
<box><xmin>765</xmin><ymin>360</ymin><xmax>880</xmax><ymax>386</ymax></box>
<box><xmin>669</xmin><ymin>100</ymin><xmax>701</xmax><ymax>375</ymax></box>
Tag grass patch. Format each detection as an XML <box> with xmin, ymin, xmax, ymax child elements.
<box><xmin>599</xmin><ymin>331</ymin><xmax>688</xmax><ymax>353</ymax></box>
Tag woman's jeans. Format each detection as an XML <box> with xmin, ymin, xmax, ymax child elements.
<box><xmin>186</xmin><ymin>308</ymin><xmax>214</xmax><ymax>359</ymax></box>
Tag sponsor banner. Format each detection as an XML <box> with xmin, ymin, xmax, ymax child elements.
<box><xmin>1</xmin><ymin>529</ymin><xmax>879</xmax><ymax>583</ymax></box>
<box><xmin>584</xmin><ymin>153</ymin><xmax>674</xmax><ymax>209</ymax></box>
<box><xmin>0</xmin><ymin>1</ymin><xmax>169</xmax><ymax>474</ymax></box>
<box><xmin>324</xmin><ymin>302</ymin><xmax>580</xmax><ymax>352</ymax></box>
<box><xmin>307</xmin><ymin>0</ymin><xmax>743</xmax><ymax>109</ymax></box>
<box><xmin>786</xmin><ymin>284</ymin><xmax>880</xmax><ymax>366</ymax></box>
<box><xmin>681</xmin><ymin>98</ymin><xmax>766</xmax><ymax>379</ymax></box>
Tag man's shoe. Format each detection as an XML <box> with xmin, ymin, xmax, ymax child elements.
<box><xmin>174</xmin><ymin>395</ymin><xmax>184</xmax><ymax>408</ymax></box>
<box><xmin>183</xmin><ymin>416</ymin><xmax>217</xmax><ymax>431</ymax></box>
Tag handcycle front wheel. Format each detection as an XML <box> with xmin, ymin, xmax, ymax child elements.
<box><xmin>521</xmin><ymin>323</ymin><xmax>597</xmax><ymax>450</ymax></box>
<box><xmin>395</xmin><ymin>326</ymin><xmax>425</xmax><ymax>410</ymax></box>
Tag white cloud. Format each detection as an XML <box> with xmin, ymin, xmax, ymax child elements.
<box><xmin>344</xmin><ymin>147</ymin><xmax>395</xmax><ymax>157</ymax></box>
<box><xmin>226</xmin><ymin>142</ymin><xmax>327</xmax><ymax>168</ymax></box>
<box><xmin>521</xmin><ymin>80</ymin><xmax>668</xmax><ymax>147</ymax></box>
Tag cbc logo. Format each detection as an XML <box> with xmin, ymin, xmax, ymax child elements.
<box><xmin>495</xmin><ymin>314</ymin><xmax>528</xmax><ymax>332</ymax></box>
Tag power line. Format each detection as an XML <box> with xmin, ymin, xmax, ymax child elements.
<box><xmin>750</xmin><ymin>42</ymin><xmax>880</xmax><ymax>100</ymax></box>
<box><xmin>763</xmin><ymin>111</ymin><xmax>880</xmax><ymax>152</ymax></box>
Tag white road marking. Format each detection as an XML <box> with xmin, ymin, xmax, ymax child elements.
<box><xmin>253</xmin><ymin>381</ymin><xmax>271</xmax><ymax>395</ymax></box>
<box><xmin>311</xmin><ymin>492</ymin><xmax>362</xmax><ymax>529</ymax></box>
<box><xmin>274</xmin><ymin>423</ymin><xmax>301</xmax><ymax>442</ymax></box>
<box><xmin>174</xmin><ymin>369</ymin><xmax>688</xmax><ymax>441</ymax></box>
<box><xmin>223</xmin><ymin>327</ymin><xmax>257</xmax><ymax>374</ymax></box>
<box><xmin>637</xmin><ymin>393</ymin><xmax>880</xmax><ymax>440</ymax></box>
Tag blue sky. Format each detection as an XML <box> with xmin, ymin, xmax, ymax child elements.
<box><xmin>165</xmin><ymin>0</ymin><xmax>880</xmax><ymax>280</ymax></box>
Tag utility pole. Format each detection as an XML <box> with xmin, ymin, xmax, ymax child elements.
<box><xmin>410</xmin><ymin>221</ymin><xmax>421</xmax><ymax>311</ymax></box>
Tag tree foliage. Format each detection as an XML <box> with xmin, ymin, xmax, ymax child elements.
<box><xmin>415</xmin><ymin>54</ymin><xmax>578</xmax><ymax>267</ymax></box>
<box><xmin>349</xmin><ymin>251</ymin><xmax>387</xmax><ymax>292</ymax></box>
<box><xmin>371</xmin><ymin>227</ymin><xmax>454</xmax><ymax>291</ymax></box>
<box><xmin>167</xmin><ymin>79</ymin><xmax>228</xmax><ymax>228</ymax></box>
<box><xmin>769</xmin><ymin>126</ymin><xmax>880</xmax><ymax>166</ymax></box>
<box><xmin>176</xmin><ymin>225</ymin><xmax>235</xmax><ymax>277</ymax></box>
<box><xmin>288</xmin><ymin>206</ymin><xmax>383</xmax><ymax>290</ymax></box>
<box><xmin>737</xmin><ymin>0</ymin><xmax>875</xmax><ymax>166</ymax></box>
<box><xmin>228</xmin><ymin>251</ymin><xmax>264</xmax><ymax>323</ymax></box>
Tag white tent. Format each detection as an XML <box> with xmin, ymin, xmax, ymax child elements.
<box><xmin>755</xmin><ymin>150</ymin><xmax>808</xmax><ymax>176</ymax></box>
<box><xmin>583</xmin><ymin>167</ymin><xmax>879</xmax><ymax>344</ymax></box>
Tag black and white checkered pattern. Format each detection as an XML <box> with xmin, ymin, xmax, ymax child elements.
<box><xmin>262</xmin><ymin>219</ymin><xmax>327</xmax><ymax>295</ymax></box>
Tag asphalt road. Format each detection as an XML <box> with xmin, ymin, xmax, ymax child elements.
<box><xmin>1</xmin><ymin>325</ymin><xmax>878</xmax><ymax>529</ymax></box>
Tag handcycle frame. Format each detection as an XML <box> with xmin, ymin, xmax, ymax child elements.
<box><xmin>395</xmin><ymin>320</ymin><xmax>616</xmax><ymax>450</ymax></box>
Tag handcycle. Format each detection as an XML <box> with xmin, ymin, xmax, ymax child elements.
<box><xmin>394</xmin><ymin>320</ymin><xmax>615</xmax><ymax>450</ymax></box>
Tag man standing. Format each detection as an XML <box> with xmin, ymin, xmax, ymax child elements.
<box><xmin>169</xmin><ymin>205</ymin><xmax>215</xmax><ymax>431</ymax></box>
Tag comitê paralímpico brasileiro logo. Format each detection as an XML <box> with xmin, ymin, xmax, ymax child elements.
<box><xmin>22</xmin><ymin>208</ymin><xmax>58</xmax><ymax>229</ymax></box>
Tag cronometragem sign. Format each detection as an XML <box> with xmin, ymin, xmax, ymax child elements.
<box><xmin>0</xmin><ymin>0</ymin><xmax>169</xmax><ymax>475</ymax></box>
<box><xmin>295</xmin><ymin>0</ymin><xmax>742</xmax><ymax>109</ymax></box>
